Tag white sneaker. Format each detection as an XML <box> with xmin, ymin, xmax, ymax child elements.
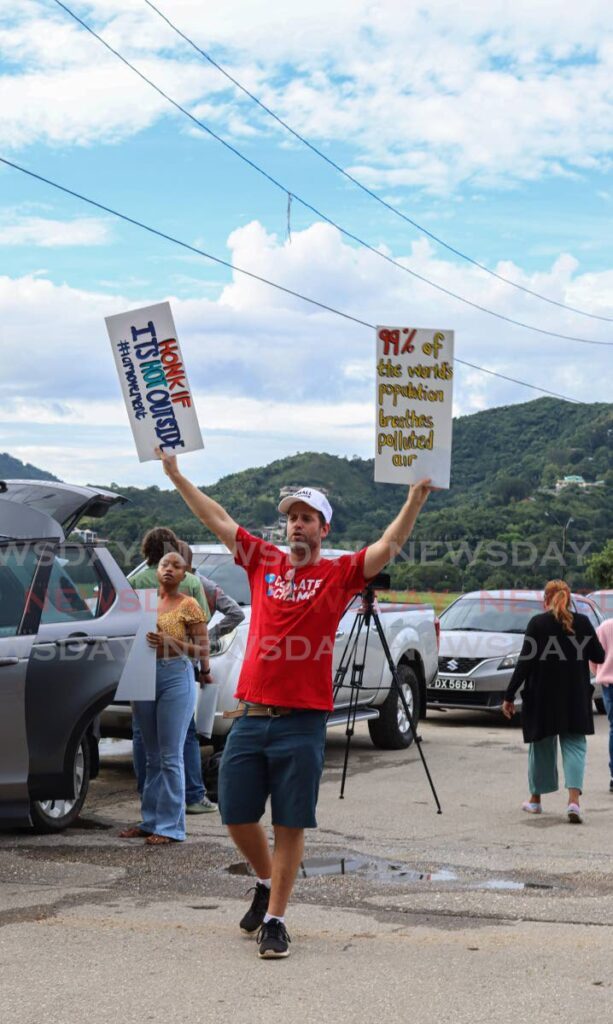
<box><xmin>522</xmin><ymin>801</ymin><xmax>542</xmax><ymax>814</ymax></box>
<box><xmin>567</xmin><ymin>803</ymin><xmax>583</xmax><ymax>824</ymax></box>
<box><xmin>186</xmin><ymin>797</ymin><xmax>218</xmax><ymax>814</ymax></box>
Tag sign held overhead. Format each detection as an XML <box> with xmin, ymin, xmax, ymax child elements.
<box><xmin>106</xmin><ymin>301</ymin><xmax>203</xmax><ymax>463</ymax></box>
<box><xmin>375</xmin><ymin>326</ymin><xmax>454</xmax><ymax>489</ymax></box>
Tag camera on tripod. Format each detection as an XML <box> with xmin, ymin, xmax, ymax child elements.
<box><xmin>366</xmin><ymin>571</ymin><xmax>391</xmax><ymax>591</ymax></box>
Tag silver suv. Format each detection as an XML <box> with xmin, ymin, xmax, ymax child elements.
<box><xmin>0</xmin><ymin>480</ymin><xmax>139</xmax><ymax>832</ymax></box>
<box><xmin>428</xmin><ymin>589</ymin><xmax>605</xmax><ymax>714</ymax></box>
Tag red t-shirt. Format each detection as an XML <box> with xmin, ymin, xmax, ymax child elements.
<box><xmin>233</xmin><ymin>527</ymin><xmax>369</xmax><ymax>710</ymax></box>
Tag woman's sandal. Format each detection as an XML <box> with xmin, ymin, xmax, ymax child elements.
<box><xmin>119</xmin><ymin>826</ymin><xmax>151</xmax><ymax>838</ymax></box>
<box><xmin>145</xmin><ymin>833</ymin><xmax>179</xmax><ymax>846</ymax></box>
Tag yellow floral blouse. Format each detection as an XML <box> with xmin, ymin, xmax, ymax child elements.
<box><xmin>157</xmin><ymin>596</ymin><xmax>206</xmax><ymax>642</ymax></box>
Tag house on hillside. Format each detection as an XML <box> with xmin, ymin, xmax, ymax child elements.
<box><xmin>72</xmin><ymin>527</ymin><xmax>99</xmax><ymax>544</ymax></box>
<box><xmin>555</xmin><ymin>474</ymin><xmax>605</xmax><ymax>492</ymax></box>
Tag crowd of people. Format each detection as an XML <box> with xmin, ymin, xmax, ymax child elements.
<box><xmin>116</xmin><ymin>452</ymin><xmax>613</xmax><ymax>959</ymax></box>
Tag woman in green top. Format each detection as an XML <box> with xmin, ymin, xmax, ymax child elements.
<box><xmin>130</xmin><ymin>527</ymin><xmax>210</xmax><ymax>618</ymax></box>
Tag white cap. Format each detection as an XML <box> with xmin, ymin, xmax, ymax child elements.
<box><xmin>277</xmin><ymin>487</ymin><xmax>333</xmax><ymax>524</ymax></box>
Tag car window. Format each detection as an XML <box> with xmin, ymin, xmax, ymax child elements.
<box><xmin>191</xmin><ymin>553</ymin><xmax>229</xmax><ymax>572</ymax></box>
<box><xmin>40</xmin><ymin>546</ymin><xmax>112</xmax><ymax>625</ymax></box>
<box><xmin>590</xmin><ymin>592</ymin><xmax>613</xmax><ymax>619</ymax></box>
<box><xmin>195</xmin><ymin>556</ymin><xmax>250</xmax><ymax>606</ymax></box>
<box><xmin>0</xmin><ymin>545</ymin><xmax>41</xmax><ymax>637</ymax></box>
<box><xmin>575</xmin><ymin>600</ymin><xmax>601</xmax><ymax>629</ymax></box>
<box><xmin>440</xmin><ymin>597</ymin><xmax>544</xmax><ymax>633</ymax></box>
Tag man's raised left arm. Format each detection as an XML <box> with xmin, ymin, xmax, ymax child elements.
<box><xmin>363</xmin><ymin>479</ymin><xmax>434</xmax><ymax>580</ymax></box>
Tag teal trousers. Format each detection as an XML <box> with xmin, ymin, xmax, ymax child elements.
<box><xmin>528</xmin><ymin>734</ymin><xmax>587</xmax><ymax>795</ymax></box>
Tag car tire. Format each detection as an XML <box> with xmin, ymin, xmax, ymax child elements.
<box><xmin>595</xmin><ymin>697</ymin><xmax>606</xmax><ymax>715</ymax></box>
<box><xmin>203</xmin><ymin>750</ymin><xmax>223</xmax><ymax>804</ymax></box>
<box><xmin>368</xmin><ymin>664</ymin><xmax>420</xmax><ymax>750</ymax></box>
<box><xmin>29</xmin><ymin>735</ymin><xmax>91</xmax><ymax>834</ymax></box>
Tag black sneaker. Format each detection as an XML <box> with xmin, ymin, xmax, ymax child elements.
<box><xmin>609</xmin><ymin>778</ymin><xmax>613</xmax><ymax>793</ymax></box>
<box><xmin>239</xmin><ymin>883</ymin><xmax>270</xmax><ymax>936</ymax></box>
<box><xmin>257</xmin><ymin>918</ymin><xmax>291</xmax><ymax>959</ymax></box>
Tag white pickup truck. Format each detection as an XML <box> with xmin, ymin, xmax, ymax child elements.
<box><xmin>102</xmin><ymin>543</ymin><xmax>440</xmax><ymax>751</ymax></box>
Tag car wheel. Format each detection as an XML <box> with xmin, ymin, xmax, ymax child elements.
<box><xmin>29</xmin><ymin>736</ymin><xmax>91</xmax><ymax>834</ymax></box>
<box><xmin>368</xmin><ymin>664</ymin><xmax>421</xmax><ymax>750</ymax></box>
<box><xmin>594</xmin><ymin>697</ymin><xmax>606</xmax><ymax>715</ymax></box>
<box><xmin>203</xmin><ymin>750</ymin><xmax>223</xmax><ymax>804</ymax></box>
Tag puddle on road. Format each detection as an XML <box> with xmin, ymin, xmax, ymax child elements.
<box><xmin>227</xmin><ymin>853</ymin><xmax>541</xmax><ymax>891</ymax></box>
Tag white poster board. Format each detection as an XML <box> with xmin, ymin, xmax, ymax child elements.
<box><xmin>114</xmin><ymin>590</ymin><xmax>158</xmax><ymax>701</ymax></box>
<box><xmin>375</xmin><ymin>326</ymin><xmax>454</xmax><ymax>489</ymax></box>
<box><xmin>106</xmin><ymin>301</ymin><xmax>203</xmax><ymax>463</ymax></box>
<box><xmin>195</xmin><ymin>682</ymin><xmax>221</xmax><ymax>739</ymax></box>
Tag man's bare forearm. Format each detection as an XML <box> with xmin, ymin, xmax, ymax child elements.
<box><xmin>157</xmin><ymin>449</ymin><xmax>239</xmax><ymax>549</ymax></box>
<box><xmin>172</xmin><ymin>470</ymin><xmax>225</xmax><ymax>530</ymax></box>
<box><xmin>364</xmin><ymin>479</ymin><xmax>432</xmax><ymax>578</ymax></box>
<box><xmin>380</xmin><ymin>495</ymin><xmax>422</xmax><ymax>558</ymax></box>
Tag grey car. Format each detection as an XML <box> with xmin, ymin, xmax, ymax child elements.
<box><xmin>428</xmin><ymin>589</ymin><xmax>605</xmax><ymax>714</ymax></box>
<box><xmin>0</xmin><ymin>480</ymin><xmax>139</xmax><ymax>832</ymax></box>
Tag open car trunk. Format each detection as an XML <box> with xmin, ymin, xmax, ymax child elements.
<box><xmin>0</xmin><ymin>480</ymin><xmax>127</xmax><ymax>540</ymax></box>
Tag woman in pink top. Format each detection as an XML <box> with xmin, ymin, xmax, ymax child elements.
<box><xmin>591</xmin><ymin>618</ymin><xmax>613</xmax><ymax>792</ymax></box>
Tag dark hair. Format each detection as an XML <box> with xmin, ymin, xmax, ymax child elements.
<box><xmin>141</xmin><ymin>527</ymin><xmax>180</xmax><ymax>566</ymax></box>
<box><xmin>176</xmin><ymin>539</ymin><xmax>193</xmax><ymax>569</ymax></box>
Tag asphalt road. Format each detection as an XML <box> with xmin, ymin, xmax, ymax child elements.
<box><xmin>1</xmin><ymin>710</ymin><xmax>612</xmax><ymax>1024</ymax></box>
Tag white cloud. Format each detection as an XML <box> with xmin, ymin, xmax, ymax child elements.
<box><xmin>0</xmin><ymin>1</ymin><xmax>611</xmax><ymax>190</ymax></box>
<box><xmin>0</xmin><ymin>218</ymin><xmax>611</xmax><ymax>485</ymax></box>
<box><xmin>0</xmin><ymin>212</ymin><xmax>111</xmax><ymax>246</ymax></box>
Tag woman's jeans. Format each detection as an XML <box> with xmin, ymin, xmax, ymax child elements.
<box><xmin>602</xmin><ymin>685</ymin><xmax>613</xmax><ymax>778</ymax></box>
<box><xmin>133</xmin><ymin>657</ymin><xmax>196</xmax><ymax>840</ymax></box>
<box><xmin>133</xmin><ymin>716</ymin><xmax>206</xmax><ymax>805</ymax></box>
<box><xmin>528</xmin><ymin>734</ymin><xmax>587</xmax><ymax>795</ymax></box>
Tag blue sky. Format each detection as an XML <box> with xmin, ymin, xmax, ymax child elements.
<box><xmin>1</xmin><ymin>0</ymin><xmax>611</xmax><ymax>488</ymax></box>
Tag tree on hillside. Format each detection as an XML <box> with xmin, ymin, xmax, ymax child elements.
<box><xmin>493</xmin><ymin>475</ymin><xmax>531</xmax><ymax>504</ymax></box>
<box><xmin>586</xmin><ymin>541</ymin><xmax>613</xmax><ymax>588</ymax></box>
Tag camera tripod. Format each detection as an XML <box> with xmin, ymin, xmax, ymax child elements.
<box><xmin>331</xmin><ymin>579</ymin><xmax>442</xmax><ymax>813</ymax></box>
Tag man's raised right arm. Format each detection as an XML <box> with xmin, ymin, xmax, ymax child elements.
<box><xmin>155</xmin><ymin>448</ymin><xmax>239</xmax><ymax>553</ymax></box>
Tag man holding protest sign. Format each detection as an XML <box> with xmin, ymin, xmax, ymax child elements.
<box><xmin>156</xmin><ymin>447</ymin><xmax>433</xmax><ymax>959</ymax></box>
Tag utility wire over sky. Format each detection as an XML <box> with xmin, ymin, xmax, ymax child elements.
<box><xmin>0</xmin><ymin>155</ymin><xmax>587</xmax><ymax>406</ymax></box>
<box><xmin>51</xmin><ymin>0</ymin><xmax>612</xmax><ymax>349</ymax></box>
<box><xmin>141</xmin><ymin>0</ymin><xmax>612</xmax><ymax>325</ymax></box>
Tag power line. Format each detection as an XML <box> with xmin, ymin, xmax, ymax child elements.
<box><xmin>51</xmin><ymin>0</ymin><xmax>612</xmax><ymax>349</ymax></box>
<box><xmin>142</xmin><ymin>0</ymin><xmax>612</xmax><ymax>325</ymax></box>
<box><xmin>0</xmin><ymin>155</ymin><xmax>585</xmax><ymax>405</ymax></box>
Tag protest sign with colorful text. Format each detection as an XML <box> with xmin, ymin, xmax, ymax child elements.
<box><xmin>106</xmin><ymin>301</ymin><xmax>203</xmax><ymax>462</ymax></box>
<box><xmin>375</xmin><ymin>326</ymin><xmax>454</xmax><ymax>489</ymax></box>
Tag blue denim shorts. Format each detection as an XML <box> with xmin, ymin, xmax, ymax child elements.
<box><xmin>218</xmin><ymin>710</ymin><xmax>327</xmax><ymax>829</ymax></box>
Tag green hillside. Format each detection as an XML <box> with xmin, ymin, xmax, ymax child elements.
<box><xmin>0</xmin><ymin>452</ymin><xmax>59</xmax><ymax>482</ymax></box>
<box><xmin>3</xmin><ymin>398</ymin><xmax>611</xmax><ymax>590</ymax></box>
<box><xmin>93</xmin><ymin>397</ymin><xmax>612</xmax><ymax>590</ymax></box>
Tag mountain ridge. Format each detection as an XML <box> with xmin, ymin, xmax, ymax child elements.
<box><xmin>2</xmin><ymin>398</ymin><xmax>611</xmax><ymax>590</ymax></box>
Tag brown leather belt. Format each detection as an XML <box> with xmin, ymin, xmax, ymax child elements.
<box><xmin>223</xmin><ymin>700</ymin><xmax>294</xmax><ymax>719</ymax></box>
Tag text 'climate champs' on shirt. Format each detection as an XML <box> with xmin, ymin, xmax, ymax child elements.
<box><xmin>234</xmin><ymin>527</ymin><xmax>368</xmax><ymax>710</ymax></box>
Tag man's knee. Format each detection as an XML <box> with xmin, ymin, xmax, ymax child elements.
<box><xmin>273</xmin><ymin>824</ymin><xmax>304</xmax><ymax>844</ymax></box>
<box><xmin>227</xmin><ymin>822</ymin><xmax>263</xmax><ymax>839</ymax></box>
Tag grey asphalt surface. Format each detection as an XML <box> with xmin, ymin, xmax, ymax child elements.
<box><xmin>1</xmin><ymin>710</ymin><xmax>612</xmax><ymax>1024</ymax></box>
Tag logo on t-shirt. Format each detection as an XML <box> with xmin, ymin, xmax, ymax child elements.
<box><xmin>264</xmin><ymin>568</ymin><xmax>323</xmax><ymax>603</ymax></box>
